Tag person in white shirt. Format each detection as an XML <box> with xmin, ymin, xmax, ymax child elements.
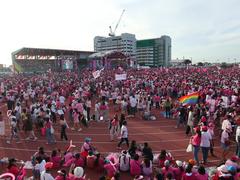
<box><xmin>129</xmin><ymin>95</ymin><xmax>137</xmax><ymax>117</ymax></box>
<box><xmin>40</xmin><ymin>162</ymin><xmax>54</xmax><ymax>180</ymax></box>
<box><xmin>117</xmin><ymin>121</ymin><xmax>129</xmax><ymax>149</ymax></box>
<box><xmin>34</xmin><ymin>157</ymin><xmax>46</xmax><ymax>174</ymax></box>
<box><xmin>59</xmin><ymin>95</ymin><xmax>65</xmax><ymax>105</ymax></box>
<box><xmin>221</xmin><ymin>127</ymin><xmax>231</xmax><ymax>161</ymax></box>
<box><xmin>200</xmin><ymin>126</ymin><xmax>212</xmax><ymax>164</ymax></box>
<box><xmin>221</xmin><ymin>115</ymin><xmax>232</xmax><ymax>132</ymax></box>
<box><xmin>235</xmin><ymin>122</ymin><xmax>240</xmax><ymax>157</ymax></box>
<box><xmin>119</xmin><ymin>150</ymin><xmax>131</xmax><ymax>172</ymax></box>
<box><xmin>95</xmin><ymin>101</ymin><xmax>100</xmax><ymax>122</ymax></box>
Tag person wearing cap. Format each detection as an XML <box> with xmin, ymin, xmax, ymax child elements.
<box><xmin>104</xmin><ymin>158</ymin><xmax>118</xmax><ymax>179</ymax></box>
<box><xmin>225</xmin><ymin>156</ymin><xmax>239</xmax><ymax>170</ymax></box>
<box><xmin>217</xmin><ymin>164</ymin><xmax>232</xmax><ymax>179</ymax></box>
<box><xmin>80</xmin><ymin>137</ymin><xmax>93</xmax><ymax>156</ymax></box>
<box><xmin>200</xmin><ymin>125</ymin><xmax>212</xmax><ymax>164</ymax></box>
<box><xmin>173</xmin><ymin>160</ymin><xmax>184</xmax><ymax>180</ymax></box>
<box><xmin>40</xmin><ymin>162</ymin><xmax>54</xmax><ymax>180</ymax></box>
<box><xmin>69</xmin><ymin>166</ymin><xmax>86</xmax><ymax>180</ymax></box>
<box><xmin>161</xmin><ymin>160</ymin><xmax>175</xmax><ymax>179</ymax></box>
<box><xmin>55</xmin><ymin>169</ymin><xmax>70</xmax><ymax>180</ymax></box>
<box><xmin>221</xmin><ymin>127</ymin><xmax>231</xmax><ymax>162</ymax></box>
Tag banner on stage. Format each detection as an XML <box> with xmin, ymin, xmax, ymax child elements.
<box><xmin>115</xmin><ymin>74</ymin><xmax>127</xmax><ymax>80</ymax></box>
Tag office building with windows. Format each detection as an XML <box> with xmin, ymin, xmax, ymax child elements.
<box><xmin>94</xmin><ymin>33</ymin><xmax>136</xmax><ymax>63</ymax></box>
<box><xmin>136</xmin><ymin>36</ymin><xmax>171</xmax><ymax>67</ymax></box>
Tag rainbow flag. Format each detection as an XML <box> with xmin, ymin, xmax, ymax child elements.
<box><xmin>179</xmin><ymin>92</ymin><xmax>199</xmax><ymax>105</ymax></box>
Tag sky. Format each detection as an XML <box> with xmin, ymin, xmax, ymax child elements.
<box><xmin>0</xmin><ymin>0</ymin><xmax>240</xmax><ymax>65</ymax></box>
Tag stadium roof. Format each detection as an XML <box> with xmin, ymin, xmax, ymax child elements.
<box><xmin>12</xmin><ymin>47</ymin><xmax>94</xmax><ymax>56</ymax></box>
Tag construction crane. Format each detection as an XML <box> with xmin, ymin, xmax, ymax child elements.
<box><xmin>109</xmin><ymin>9</ymin><xmax>125</xmax><ymax>37</ymax></box>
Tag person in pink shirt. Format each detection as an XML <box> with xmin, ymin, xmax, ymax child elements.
<box><xmin>173</xmin><ymin>160</ymin><xmax>184</xmax><ymax>180</ymax></box>
<box><xmin>55</xmin><ymin>169</ymin><xmax>71</xmax><ymax>180</ymax></box>
<box><xmin>94</xmin><ymin>153</ymin><xmax>105</xmax><ymax>172</ymax></box>
<box><xmin>72</xmin><ymin>110</ymin><xmax>81</xmax><ymax>131</ymax></box>
<box><xmin>191</xmin><ymin>127</ymin><xmax>201</xmax><ymax>165</ymax></box>
<box><xmin>74</xmin><ymin>153</ymin><xmax>85</xmax><ymax>168</ymax></box>
<box><xmin>195</xmin><ymin>165</ymin><xmax>208</xmax><ymax>180</ymax></box>
<box><xmin>182</xmin><ymin>164</ymin><xmax>196</xmax><ymax>180</ymax></box>
<box><xmin>86</xmin><ymin>151</ymin><xmax>96</xmax><ymax>169</ymax></box>
<box><xmin>50</xmin><ymin>149</ymin><xmax>62</xmax><ymax>169</ymax></box>
<box><xmin>104</xmin><ymin>159</ymin><xmax>118</xmax><ymax>179</ymax></box>
<box><xmin>161</xmin><ymin>160</ymin><xmax>175</xmax><ymax>179</ymax></box>
<box><xmin>130</xmin><ymin>154</ymin><xmax>141</xmax><ymax>176</ymax></box>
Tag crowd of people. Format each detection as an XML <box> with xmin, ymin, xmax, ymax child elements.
<box><xmin>0</xmin><ymin>65</ymin><xmax>240</xmax><ymax>179</ymax></box>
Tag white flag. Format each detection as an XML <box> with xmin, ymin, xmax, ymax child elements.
<box><xmin>92</xmin><ymin>68</ymin><xmax>104</xmax><ymax>79</ymax></box>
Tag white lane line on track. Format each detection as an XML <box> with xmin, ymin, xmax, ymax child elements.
<box><xmin>0</xmin><ymin>145</ymin><xmax>235</xmax><ymax>154</ymax></box>
<box><xmin>2</xmin><ymin>130</ymin><xmax>186</xmax><ymax>136</ymax></box>
<box><xmin>0</xmin><ymin>137</ymin><xmax>189</xmax><ymax>144</ymax></box>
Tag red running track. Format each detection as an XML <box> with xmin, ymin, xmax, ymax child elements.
<box><xmin>0</xmin><ymin>104</ymin><xmax>236</xmax><ymax>179</ymax></box>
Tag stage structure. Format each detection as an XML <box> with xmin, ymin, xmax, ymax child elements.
<box><xmin>12</xmin><ymin>48</ymin><xmax>94</xmax><ymax>73</ymax></box>
<box><xmin>88</xmin><ymin>50</ymin><xmax>130</xmax><ymax>70</ymax></box>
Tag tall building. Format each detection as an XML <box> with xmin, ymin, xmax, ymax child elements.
<box><xmin>136</xmin><ymin>36</ymin><xmax>171</xmax><ymax>67</ymax></box>
<box><xmin>94</xmin><ymin>33</ymin><xmax>136</xmax><ymax>62</ymax></box>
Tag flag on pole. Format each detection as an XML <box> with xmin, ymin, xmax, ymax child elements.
<box><xmin>92</xmin><ymin>68</ymin><xmax>104</xmax><ymax>79</ymax></box>
<box><xmin>179</xmin><ymin>92</ymin><xmax>199</xmax><ymax>105</ymax></box>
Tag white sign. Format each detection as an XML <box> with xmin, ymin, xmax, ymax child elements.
<box><xmin>115</xmin><ymin>74</ymin><xmax>127</xmax><ymax>80</ymax></box>
<box><xmin>92</xmin><ymin>68</ymin><xmax>104</xmax><ymax>79</ymax></box>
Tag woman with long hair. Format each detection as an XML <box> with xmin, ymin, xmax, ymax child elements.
<box><xmin>141</xmin><ymin>158</ymin><xmax>153</xmax><ymax>178</ymax></box>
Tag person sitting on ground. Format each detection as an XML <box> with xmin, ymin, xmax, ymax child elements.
<box><xmin>225</xmin><ymin>156</ymin><xmax>239</xmax><ymax>170</ymax></box>
<box><xmin>94</xmin><ymin>152</ymin><xmax>104</xmax><ymax>172</ymax></box>
<box><xmin>40</xmin><ymin>162</ymin><xmax>54</xmax><ymax>180</ymax></box>
<box><xmin>130</xmin><ymin>154</ymin><xmax>141</xmax><ymax>176</ymax></box>
<box><xmin>128</xmin><ymin>140</ymin><xmax>138</xmax><ymax>158</ymax></box>
<box><xmin>7</xmin><ymin>158</ymin><xmax>20</xmax><ymax>178</ymax></box>
<box><xmin>195</xmin><ymin>165</ymin><xmax>208</xmax><ymax>180</ymax></box>
<box><xmin>50</xmin><ymin>149</ymin><xmax>62</xmax><ymax>169</ymax></box>
<box><xmin>80</xmin><ymin>137</ymin><xmax>93</xmax><ymax>159</ymax></box>
<box><xmin>33</xmin><ymin>156</ymin><xmax>46</xmax><ymax>178</ymax></box>
<box><xmin>161</xmin><ymin>160</ymin><xmax>175</xmax><ymax>179</ymax></box>
<box><xmin>141</xmin><ymin>158</ymin><xmax>153</xmax><ymax>178</ymax></box>
<box><xmin>86</xmin><ymin>151</ymin><xmax>96</xmax><ymax>169</ymax></box>
<box><xmin>182</xmin><ymin>163</ymin><xmax>196</xmax><ymax>180</ymax></box>
<box><xmin>74</xmin><ymin>153</ymin><xmax>85</xmax><ymax>168</ymax></box>
<box><xmin>104</xmin><ymin>158</ymin><xmax>118</xmax><ymax>179</ymax></box>
<box><xmin>69</xmin><ymin>165</ymin><xmax>86</xmax><ymax>180</ymax></box>
<box><xmin>55</xmin><ymin>169</ymin><xmax>71</xmax><ymax>180</ymax></box>
<box><xmin>119</xmin><ymin>150</ymin><xmax>131</xmax><ymax>172</ymax></box>
<box><xmin>173</xmin><ymin>160</ymin><xmax>184</xmax><ymax>180</ymax></box>
<box><xmin>158</xmin><ymin>150</ymin><xmax>173</xmax><ymax>168</ymax></box>
<box><xmin>142</xmin><ymin>142</ymin><xmax>153</xmax><ymax>161</ymax></box>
